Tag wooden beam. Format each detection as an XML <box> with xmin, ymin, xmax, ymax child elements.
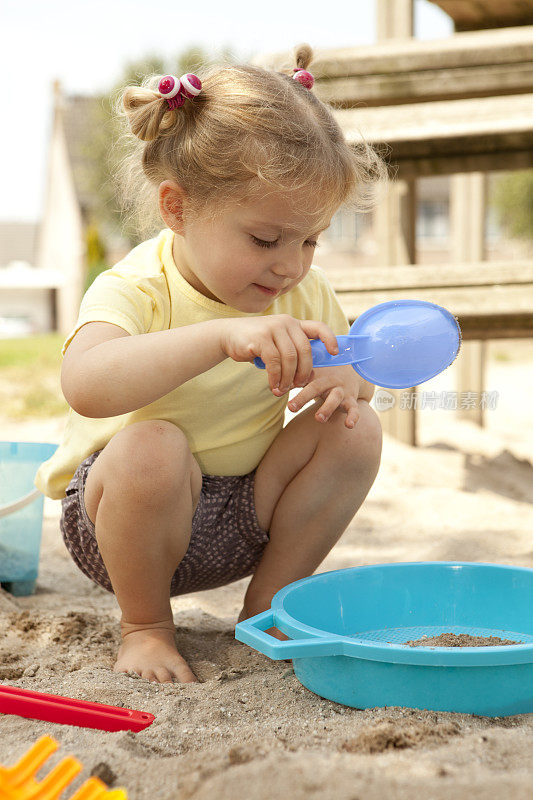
<box><xmin>392</xmin><ymin>150</ymin><xmax>533</xmax><ymax>179</ymax></box>
<box><xmin>335</xmin><ymin>93</ymin><xmax>533</xmax><ymax>177</ymax></box>
<box><xmin>455</xmin><ymin>314</ymin><xmax>533</xmax><ymax>340</ymax></box>
<box><xmin>320</xmin><ymin>261</ymin><xmax>533</xmax><ymax>291</ymax></box>
<box><xmin>333</xmin><ymin>292</ymin><xmax>533</xmax><ymax>341</ymax></box>
<box><xmin>428</xmin><ymin>1</ymin><xmax>533</xmax><ymax>32</ymax></box>
<box><xmin>337</xmin><ymin>93</ymin><xmax>533</xmax><ymax>150</ymax></box>
<box><xmin>314</xmin><ymin>63</ymin><xmax>533</xmax><ymax>108</ymax></box>
<box><xmin>332</xmin><ymin>284</ymin><xmax>533</xmax><ymax>317</ymax></box>
<box><xmin>312</xmin><ymin>25</ymin><xmax>533</xmax><ymax>108</ymax></box>
<box><xmin>326</xmin><ymin>260</ymin><xmax>533</xmax><ymax>339</ymax></box>
<box><xmin>298</xmin><ymin>26</ymin><xmax>533</xmax><ymax>79</ymax></box>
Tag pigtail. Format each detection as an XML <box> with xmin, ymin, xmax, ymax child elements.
<box><xmin>294</xmin><ymin>42</ymin><xmax>313</xmax><ymax>72</ymax></box>
<box><xmin>120</xmin><ymin>75</ymin><xmax>199</xmax><ymax>142</ymax></box>
<box><xmin>277</xmin><ymin>42</ymin><xmax>315</xmax><ymax>81</ymax></box>
<box><xmin>120</xmin><ymin>87</ymin><xmax>164</xmax><ymax>141</ymax></box>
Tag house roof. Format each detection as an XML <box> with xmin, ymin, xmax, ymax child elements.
<box><xmin>60</xmin><ymin>88</ymin><xmax>104</xmax><ymax>220</ymax></box>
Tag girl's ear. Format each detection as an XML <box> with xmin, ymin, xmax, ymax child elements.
<box><xmin>159</xmin><ymin>180</ymin><xmax>187</xmax><ymax>234</ymax></box>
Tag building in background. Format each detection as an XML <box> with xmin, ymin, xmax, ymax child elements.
<box><xmin>0</xmin><ymin>81</ymin><xmax>129</xmax><ymax>339</ymax></box>
<box><xmin>0</xmin><ymin>222</ymin><xmax>63</xmax><ymax>338</ymax></box>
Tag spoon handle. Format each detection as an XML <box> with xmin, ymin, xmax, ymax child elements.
<box><xmin>254</xmin><ymin>335</ymin><xmax>371</xmax><ymax>370</ymax></box>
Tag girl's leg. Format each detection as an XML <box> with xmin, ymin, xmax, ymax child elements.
<box><xmin>239</xmin><ymin>400</ymin><xmax>382</xmax><ymax>624</ymax></box>
<box><xmin>83</xmin><ymin>419</ymin><xmax>203</xmax><ymax>683</ymax></box>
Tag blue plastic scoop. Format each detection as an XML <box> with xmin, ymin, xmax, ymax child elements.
<box><xmin>254</xmin><ymin>299</ymin><xmax>462</xmax><ymax>389</ymax></box>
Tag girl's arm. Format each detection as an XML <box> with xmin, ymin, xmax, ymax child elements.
<box><xmin>61</xmin><ymin>319</ymin><xmax>228</xmax><ymax>418</ymax></box>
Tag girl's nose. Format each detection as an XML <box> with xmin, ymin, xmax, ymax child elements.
<box><xmin>273</xmin><ymin>258</ymin><xmax>304</xmax><ymax>282</ymax></box>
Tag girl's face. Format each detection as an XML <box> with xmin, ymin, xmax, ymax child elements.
<box><xmin>165</xmin><ymin>183</ymin><xmax>330</xmax><ymax>312</ymax></box>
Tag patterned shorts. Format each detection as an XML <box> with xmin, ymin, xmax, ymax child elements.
<box><xmin>60</xmin><ymin>450</ymin><xmax>270</xmax><ymax>597</ymax></box>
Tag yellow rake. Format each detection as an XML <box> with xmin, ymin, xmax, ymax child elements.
<box><xmin>0</xmin><ymin>735</ymin><xmax>128</xmax><ymax>799</ymax></box>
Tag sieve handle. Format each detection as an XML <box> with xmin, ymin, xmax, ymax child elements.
<box><xmin>235</xmin><ymin>610</ymin><xmax>344</xmax><ymax>659</ymax></box>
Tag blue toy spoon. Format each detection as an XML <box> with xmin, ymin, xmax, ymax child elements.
<box><xmin>253</xmin><ymin>299</ymin><xmax>462</xmax><ymax>389</ymax></box>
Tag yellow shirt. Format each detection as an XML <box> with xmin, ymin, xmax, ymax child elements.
<box><xmin>35</xmin><ymin>228</ymin><xmax>350</xmax><ymax>499</ymax></box>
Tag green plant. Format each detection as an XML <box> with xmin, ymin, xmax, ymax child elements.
<box><xmin>491</xmin><ymin>170</ymin><xmax>533</xmax><ymax>242</ymax></box>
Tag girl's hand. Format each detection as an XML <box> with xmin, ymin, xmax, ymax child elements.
<box><xmin>288</xmin><ymin>365</ymin><xmax>374</xmax><ymax>428</ymax></box>
<box><xmin>219</xmin><ymin>314</ymin><xmax>339</xmax><ymax>392</ymax></box>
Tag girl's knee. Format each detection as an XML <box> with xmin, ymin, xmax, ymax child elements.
<box><xmin>98</xmin><ymin>419</ymin><xmax>194</xmax><ymax>497</ymax></box>
<box><xmin>358</xmin><ymin>401</ymin><xmax>382</xmax><ymax>441</ymax></box>
<box><xmin>353</xmin><ymin>401</ymin><xmax>382</xmax><ymax>456</ymax></box>
<box><xmin>329</xmin><ymin>401</ymin><xmax>382</xmax><ymax>463</ymax></box>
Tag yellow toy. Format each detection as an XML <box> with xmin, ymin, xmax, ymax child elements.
<box><xmin>0</xmin><ymin>735</ymin><xmax>128</xmax><ymax>799</ymax></box>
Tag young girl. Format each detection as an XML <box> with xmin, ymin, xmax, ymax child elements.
<box><xmin>35</xmin><ymin>44</ymin><xmax>386</xmax><ymax>685</ymax></box>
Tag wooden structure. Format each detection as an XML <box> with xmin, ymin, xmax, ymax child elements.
<box><xmin>254</xmin><ymin>5</ymin><xmax>533</xmax><ymax>445</ymax></box>
<box><xmin>327</xmin><ymin>259</ymin><xmax>533</xmax><ymax>441</ymax></box>
<box><xmin>326</xmin><ymin>262</ymin><xmax>533</xmax><ymax>340</ymax></box>
<box><xmin>429</xmin><ymin>0</ymin><xmax>533</xmax><ymax>32</ymax></box>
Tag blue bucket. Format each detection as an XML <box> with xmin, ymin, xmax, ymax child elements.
<box><xmin>235</xmin><ymin>562</ymin><xmax>533</xmax><ymax>717</ymax></box>
<box><xmin>0</xmin><ymin>441</ymin><xmax>58</xmax><ymax>596</ymax></box>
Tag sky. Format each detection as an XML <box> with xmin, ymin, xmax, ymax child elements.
<box><xmin>0</xmin><ymin>0</ymin><xmax>452</xmax><ymax>223</ymax></box>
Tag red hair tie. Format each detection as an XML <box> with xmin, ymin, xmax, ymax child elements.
<box><xmin>293</xmin><ymin>67</ymin><xmax>314</xmax><ymax>89</ymax></box>
<box><xmin>158</xmin><ymin>74</ymin><xmax>202</xmax><ymax>109</ymax></box>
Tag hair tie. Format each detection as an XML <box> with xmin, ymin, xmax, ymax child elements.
<box><xmin>158</xmin><ymin>73</ymin><xmax>202</xmax><ymax>109</ymax></box>
<box><xmin>293</xmin><ymin>67</ymin><xmax>314</xmax><ymax>90</ymax></box>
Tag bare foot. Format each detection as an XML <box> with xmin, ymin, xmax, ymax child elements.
<box><xmin>115</xmin><ymin>621</ymin><xmax>198</xmax><ymax>683</ymax></box>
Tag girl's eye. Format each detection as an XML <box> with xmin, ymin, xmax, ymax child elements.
<box><xmin>251</xmin><ymin>236</ymin><xmax>277</xmax><ymax>248</ymax></box>
<box><xmin>251</xmin><ymin>236</ymin><xmax>319</xmax><ymax>249</ymax></box>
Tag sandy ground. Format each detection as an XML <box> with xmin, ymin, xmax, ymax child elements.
<box><xmin>0</xmin><ymin>341</ymin><xmax>532</xmax><ymax>799</ymax></box>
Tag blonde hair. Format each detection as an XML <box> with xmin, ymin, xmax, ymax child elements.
<box><xmin>111</xmin><ymin>43</ymin><xmax>389</xmax><ymax>240</ymax></box>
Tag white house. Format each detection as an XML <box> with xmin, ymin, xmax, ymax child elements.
<box><xmin>0</xmin><ymin>80</ymin><xmax>129</xmax><ymax>338</ymax></box>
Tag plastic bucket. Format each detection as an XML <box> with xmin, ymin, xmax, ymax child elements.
<box><xmin>0</xmin><ymin>441</ymin><xmax>58</xmax><ymax>596</ymax></box>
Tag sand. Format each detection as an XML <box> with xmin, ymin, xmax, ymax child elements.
<box><xmin>0</xmin><ymin>341</ymin><xmax>532</xmax><ymax>799</ymax></box>
<box><xmin>404</xmin><ymin>633</ymin><xmax>521</xmax><ymax>647</ymax></box>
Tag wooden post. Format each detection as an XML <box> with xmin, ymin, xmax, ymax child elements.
<box><xmin>450</xmin><ymin>172</ymin><xmax>488</xmax><ymax>427</ymax></box>
<box><xmin>376</xmin><ymin>0</ymin><xmax>414</xmax><ymax>39</ymax></box>
<box><xmin>372</xmin><ymin>180</ymin><xmax>418</xmax><ymax>446</ymax></box>
<box><xmin>375</xmin><ymin>177</ymin><xmax>417</xmax><ymax>266</ymax></box>
<box><xmin>373</xmin><ymin>0</ymin><xmax>417</xmax><ymax>446</ymax></box>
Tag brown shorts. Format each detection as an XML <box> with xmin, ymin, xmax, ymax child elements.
<box><xmin>60</xmin><ymin>450</ymin><xmax>270</xmax><ymax>597</ymax></box>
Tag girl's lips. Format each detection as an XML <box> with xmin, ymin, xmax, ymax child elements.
<box><xmin>254</xmin><ymin>283</ymin><xmax>278</xmax><ymax>295</ymax></box>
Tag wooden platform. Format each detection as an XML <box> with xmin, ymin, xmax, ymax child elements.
<box><xmin>429</xmin><ymin>0</ymin><xmax>533</xmax><ymax>32</ymax></box>
<box><xmin>335</xmin><ymin>94</ymin><xmax>533</xmax><ymax>177</ymax></box>
<box><xmin>311</xmin><ymin>26</ymin><xmax>533</xmax><ymax>107</ymax></box>
<box><xmin>328</xmin><ymin>261</ymin><xmax>533</xmax><ymax>340</ymax></box>
<box><xmin>330</xmin><ymin>260</ymin><xmax>533</xmax><ymax>444</ymax></box>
